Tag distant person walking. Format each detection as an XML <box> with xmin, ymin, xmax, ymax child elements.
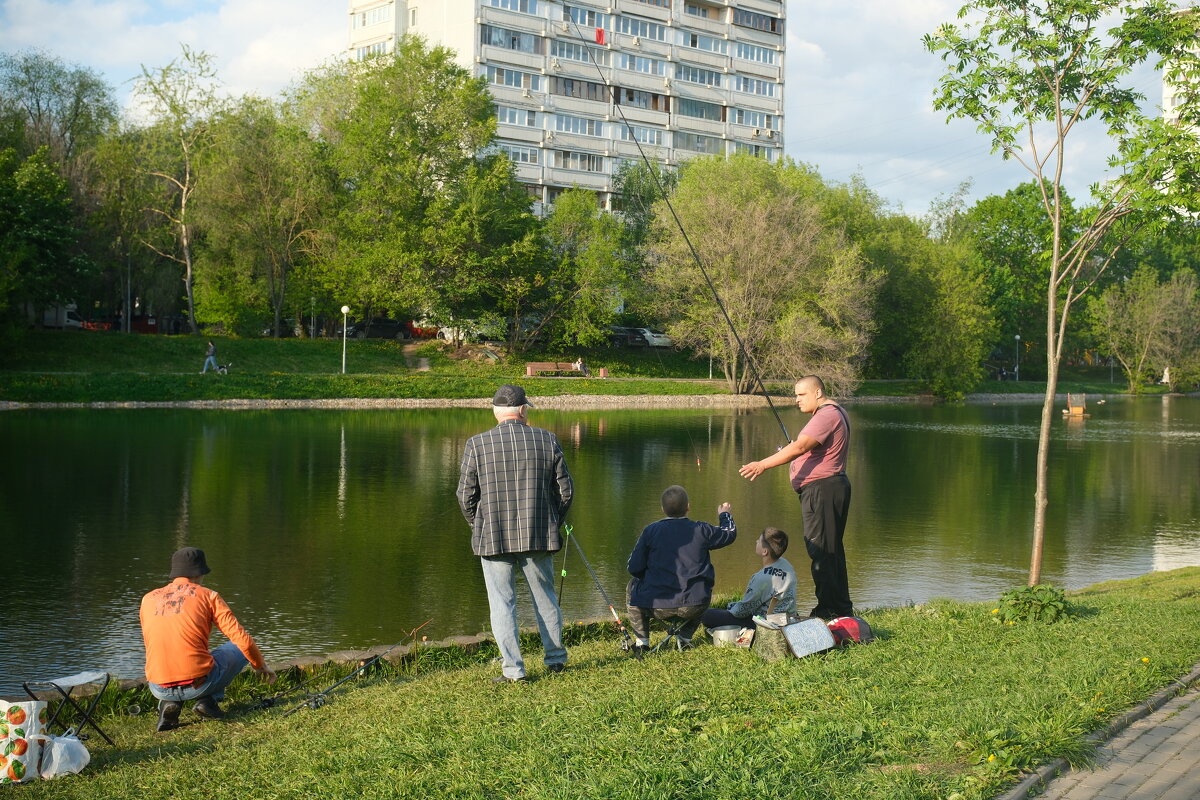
<box><xmin>201</xmin><ymin>341</ymin><xmax>218</xmax><ymax>374</ymax></box>
<box><xmin>739</xmin><ymin>376</ymin><xmax>854</xmax><ymax>620</ymax></box>
<box><xmin>456</xmin><ymin>384</ymin><xmax>574</xmax><ymax>683</ymax></box>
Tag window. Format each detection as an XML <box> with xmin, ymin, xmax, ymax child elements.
<box><xmin>486</xmin><ymin>65</ymin><xmax>544</xmax><ymax>91</ymax></box>
<box><xmin>675</xmin><ymin>63</ymin><xmax>722</xmax><ymax>87</ymax></box>
<box><xmin>497</xmin><ymin>106</ymin><xmax>538</xmax><ymax>127</ymax></box>
<box><xmin>550</xmin><ymin>39</ymin><xmax>609</xmax><ymax>66</ymax></box>
<box><xmin>734</xmin><ymin>142</ymin><xmax>778</xmax><ymax>161</ymax></box>
<box><xmin>684</xmin><ymin>3</ymin><xmax>710</xmax><ymax>18</ymax></box>
<box><xmin>679</xmin><ymin>31</ymin><xmax>726</xmax><ymax>54</ymax></box>
<box><xmin>496</xmin><ymin>143</ymin><xmax>540</xmax><ymax>164</ymax></box>
<box><xmin>676</xmin><ymin>97</ymin><xmax>723</xmax><ymax>121</ymax></box>
<box><xmin>553</xmin><ymin>77</ymin><xmax>611</xmax><ymax>102</ymax></box>
<box><xmin>735</xmin><ymin>42</ymin><xmax>775</xmax><ymax>64</ymax></box>
<box><xmin>555</xmin><ymin>114</ymin><xmax>604</xmax><ymax>136</ymax></box>
<box><xmin>732</xmin><ymin>9</ymin><xmax>783</xmax><ymax>34</ymax></box>
<box><xmin>733</xmin><ymin>108</ymin><xmax>776</xmax><ymax>129</ymax></box>
<box><xmin>630</xmin><ymin>0</ymin><xmax>670</xmax><ymax>7</ymax></box>
<box><xmin>487</xmin><ymin>0</ymin><xmax>539</xmax><ymax>13</ymax></box>
<box><xmin>410</xmin><ymin>8</ymin><xmax>417</xmax><ymax>26</ymax></box>
<box><xmin>616</xmin><ymin>86</ymin><xmax>669</xmax><ymax>112</ymax></box>
<box><xmin>676</xmin><ymin>132</ymin><xmax>722</xmax><ymax>154</ymax></box>
<box><xmin>616</xmin><ymin>124</ymin><xmax>666</xmax><ymax>145</ymax></box>
<box><xmin>554</xmin><ymin>150</ymin><xmax>606</xmax><ymax>172</ymax></box>
<box><xmin>732</xmin><ymin>75</ymin><xmax>777</xmax><ymax>97</ymax></box>
<box><xmin>615</xmin><ymin>53</ymin><xmax>666</xmax><ymax>76</ymax></box>
<box><xmin>356</xmin><ymin>41</ymin><xmax>388</xmax><ymax>60</ymax></box>
<box><xmin>353</xmin><ymin>5</ymin><xmax>392</xmax><ymax>28</ymax></box>
<box><xmin>481</xmin><ymin>25</ymin><xmax>542</xmax><ymax>54</ymax></box>
<box><xmin>616</xmin><ymin>16</ymin><xmax>667</xmax><ymax>41</ymax></box>
<box><xmin>563</xmin><ymin>5</ymin><xmax>611</xmax><ymax>29</ymax></box>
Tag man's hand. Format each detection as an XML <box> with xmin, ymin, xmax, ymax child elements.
<box><xmin>257</xmin><ymin>667</ymin><xmax>278</xmax><ymax>684</ymax></box>
<box><xmin>717</xmin><ymin>502</ymin><xmax>732</xmax><ymax>515</ymax></box>
<box><xmin>738</xmin><ymin>462</ymin><xmax>765</xmax><ymax>480</ymax></box>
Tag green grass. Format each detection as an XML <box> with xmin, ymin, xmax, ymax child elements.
<box><xmin>17</xmin><ymin>568</ymin><xmax>1200</xmax><ymax>799</ymax></box>
<box><xmin>0</xmin><ymin>331</ymin><xmax>1163</xmax><ymax>403</ymax></box>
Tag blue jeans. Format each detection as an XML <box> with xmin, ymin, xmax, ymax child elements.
<box><xmin>148</xmin><ymin>642</ymin><xmax>248</xmax><ymax>703</ymax></box>
<box><xmin>479</xmin><ymin>553</ymin><xmax>567</xmax><ymax>679</ymax></box>
<box><xmin>202</xmin><ymin>355</ymin><xmax>218</xmax><ymax>373</ymax></box>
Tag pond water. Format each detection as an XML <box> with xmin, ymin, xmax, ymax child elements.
<box><xmin>3</xmin><ymin>397</ymin><xmax>1198</xmax><ymax>693</ymax></box>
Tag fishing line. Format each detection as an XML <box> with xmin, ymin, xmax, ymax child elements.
<box><xmin>563</xmin><ymin>17</ymin><xmax>793</xmax><ymax>445</ymax></box>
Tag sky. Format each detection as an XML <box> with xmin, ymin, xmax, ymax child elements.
<box><xmin>0</xmin><ymin>0</ymin><xmax>1176</xmax><ymax>215</ymax></box>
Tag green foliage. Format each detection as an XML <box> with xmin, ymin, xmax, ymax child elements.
<box><xmin>0</xmin><ymin>147</ymin><xmax>91</xmax><ymax>325</ymax></box>
<box><xmin>648</xmin><ymin>155</ymin><xmax>878</xmax><ymax>396</ymax></box>
<box><xmin>994</xmin><ymin>584</ymin><xmax>1070</xmax><ymax>624</ymax></box>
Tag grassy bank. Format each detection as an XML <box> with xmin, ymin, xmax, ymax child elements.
<box><xmin>18</xmin><ymin>568</ymin><xmax>1200</xmax><ymax>800</ymax></box>
<box><xmin>0</xmin><ymin>331</ymin><xmax>1162</xmax><ymax>403</ymax></box>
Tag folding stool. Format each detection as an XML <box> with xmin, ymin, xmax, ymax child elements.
<box><xmin>23</xmin><ymin>670</ymin><xmax>114</xmax><ymax>746</ymax></box>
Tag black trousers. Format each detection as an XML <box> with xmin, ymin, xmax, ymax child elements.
<box><xmin>799</xmin><ymin>473</ymin><xmax>853</xmax><ymax>620</ymax></box>
<box><xmin>626</xmin><ymin>580</ymin><xmax>707</xmax><ymax>640</ymax></box>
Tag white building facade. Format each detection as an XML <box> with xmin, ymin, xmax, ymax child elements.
<box><xmin>348</xmin><ymin>0</ymin><xmax>785</xmax><ymax>208</ymax></box>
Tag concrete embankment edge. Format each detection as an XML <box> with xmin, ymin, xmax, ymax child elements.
<box><xmin>993</xmin><ymin>663</ymin><xmax>1200</xmax><ymax>800</ymax></box>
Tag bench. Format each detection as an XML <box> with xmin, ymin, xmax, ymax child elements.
<box><xmin>526</xmin><ymin>361</ymin><xmax>585</xmax><ymax>377</ymax></box>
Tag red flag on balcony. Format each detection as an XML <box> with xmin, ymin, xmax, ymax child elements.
<box><xmin>595</xmin><ymin>27</ymin><xmax>606</xmax><ymax>45</ymax></box>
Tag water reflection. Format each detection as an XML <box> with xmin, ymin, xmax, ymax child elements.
<box><xmin>2</xmin><ymin>397</ymin><xmax>1198</xmax><ymax>693</ymax></box>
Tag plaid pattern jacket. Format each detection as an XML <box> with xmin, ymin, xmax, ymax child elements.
<box><xmin>457</xmin><ymin>419</ymin><xmax>574</xmax><ymax>557</ymax></box>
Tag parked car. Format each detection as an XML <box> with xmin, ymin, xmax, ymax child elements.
<box><xmin>607</xmin><ymin>325</ymin><xmax>647</xmax><ymax>347</ymax></box>
<box><xmin>633</xmin><ymin>328</ymin><xmax>673</xmax><ymax>348</ymax></box>
<box><xmin>341</xmin><ymin>319</ymin><xmax>413</xmax><ymax>340</ymax></box>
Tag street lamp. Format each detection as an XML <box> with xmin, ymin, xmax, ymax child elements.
<box><xmin>1014</xmin><ymin>334</ymin><xmax>1021</xmax><ymax>382</ymax></box>
<box><xmin>341</xmin><ymin>305</ymin><xmax>351</xmax><ymax>374</ymax></box>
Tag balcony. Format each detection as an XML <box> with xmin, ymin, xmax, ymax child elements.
<box><xmin>672</xmin><ymin>45</ymin><xmax>729</xmax><ymax>72</ymax></box>
<box><xmin>615</xmin><ymin>0</ymin><xmax>671</xmax><ymax>23</ymax></box>
<box><xmin>478</xmin><ymin>5</ymin><xmax>547</xmax><ymax>34</ymax></box>
<box><xmin>480</xmin><ymin>45</ymin><xmax>545</xmax><ymax>71</ymax></box>
<box><xmin>546</xmin><ymin>167</ymin><xmax>611</xmax><ymax>190</ymax></box>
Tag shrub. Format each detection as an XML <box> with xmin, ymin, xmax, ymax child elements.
<box><xmin>993</xmin><ymin>584</ymin><xmax>1070</xmax><ymax>623</ymax></box>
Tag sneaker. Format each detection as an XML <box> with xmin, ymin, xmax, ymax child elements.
<box><xmin>156</xmin><ymin>700</ymin><xmax>182</xmax><ymax>732</ymax></box>
<box><xmin>193</xmin><ymin>697</ymin><xmax>225</xmax><ymax>719</ymax></box>
<box><xmin>491</xmin><ymin>675</ymin><xmax>527</xmax><ymax>684</ymax></box>
<box><xmin>546</xmin><ymin>664</ymin><xmax>566</xmax><ymax>674</ymax></box>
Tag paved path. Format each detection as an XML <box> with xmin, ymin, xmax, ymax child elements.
<box><xmin>1030</xmin><ymin>685</ymin><xmax>1200</xmax><ymax>800</ymax></box>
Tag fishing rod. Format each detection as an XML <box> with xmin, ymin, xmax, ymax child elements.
<box><xmin>565</xmin><ymin>17</ymin><xmax>793</xmax><ymax>445</ymax></box>
<box><xmin>278</xmin><ymin>619</ymin><xmax>432</xmax><ymax>718</ymax></box>
<box><xmin>560</xmin><ymin>524</ymin><xmax>637</xmax><ymax>652</ymax></box>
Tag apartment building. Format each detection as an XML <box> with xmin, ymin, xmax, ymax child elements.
<box><xmin>347</xmin><ymin>0</ymin><xmax>785</xmax><ymax>209</ymax></box>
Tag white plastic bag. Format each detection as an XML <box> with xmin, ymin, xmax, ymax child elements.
<box><xmin>34</xmin><ymin>734</ymin><xmax>90</xmax><ymax>779</ymax></box>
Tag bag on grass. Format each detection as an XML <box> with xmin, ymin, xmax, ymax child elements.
<box><xmin>827</xmin><ymin>616</ymin><xmax>873</xmax><ymax>646</ymax></box>
<box><xmin>0</xmin><ymin>699</ymin><xmax>46</xmax><ymax>784</ymax></box>
<box><xmin>34</xmin><ymin>734</ymin><xmax>90</xmax><ymax>779</ymax></box>
<box><xmin>751</xmin><ymin>616</ymin><xmax>836</xmax><ymax>661</ymax></box>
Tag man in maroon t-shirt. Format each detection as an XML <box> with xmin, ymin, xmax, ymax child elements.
<box><xmin>739</xmin><ymin>375</ymin><xmax>853</xmax><ymax>619</ymax></box>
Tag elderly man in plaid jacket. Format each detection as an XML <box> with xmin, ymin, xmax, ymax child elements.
<box><xmin>457</xmin><ymin>384</ymin><xmax>574</xmax><ymax>683</ymax></box>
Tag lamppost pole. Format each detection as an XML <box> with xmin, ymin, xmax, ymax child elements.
<box><xmin>341</xmin><ymin>305</ymin><xmax>350</xmax><ymax>374</ymax></box>
<box><xmin>1014</xmin><ymin>334</ymin><xmax>1021</xmax><ymax>382</ymax></box>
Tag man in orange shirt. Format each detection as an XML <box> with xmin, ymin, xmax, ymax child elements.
<box><xmin>140</xmin><ymin>547</ymin><xmax>276</xmax><ymax>732</ymax></box>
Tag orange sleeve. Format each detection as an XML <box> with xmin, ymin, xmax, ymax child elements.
<box><xmin>210</xmin><ymin>593</ymin><xmax>266</xmax><ymax>671</ymax></box>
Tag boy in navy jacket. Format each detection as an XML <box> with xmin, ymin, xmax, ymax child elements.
<box><xmin>626</xmin><ymin>485</ymin><xmax>736</xmax><ymax>653</ymax></box>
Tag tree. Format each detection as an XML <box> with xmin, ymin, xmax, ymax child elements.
<box><xmin>927</xmin><ymin>0</ymin><xmax>1200</xmax><ymax>584</ymax></box>
<box><xmin>1092</xmin><ymin>265</ymin><xmax>1200</xmax><ymax>391</ymax></box>
<box><xmin>647</xmin><ymin>155</ymin><xmax>878</xmax><ymax>395</ymax></box>
<box><xmin>0</xmin><ymin>147</ymin><xmax>90</xmax><ymax>331</ymax></box>
<box><xmin>535</xmin><ymin>188</ymin><xmax>631</xmax><ymax>348</ymax></box>
<box><xmin>0</xmin><ymin>50</ymin><xmax>117</xmax><ymax>182</ymax></box>
<box><xmin>194</xmin><ymin>96</ymin><xmax>328</xmax><ymax>336</ymax></box>
<box><xmin>133</xmin><ymin>45</ymin><xmax>226</xmax><ymax>333</ymax></box>
<box><xmin>302</xmin><ymin>38</ymin><xmax>497</xmax><ymax>320</ymax></box>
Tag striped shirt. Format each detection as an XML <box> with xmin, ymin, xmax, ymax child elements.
<box><xmin>457</xmin><ymin>419</ymin><xmax>574</xmax><ymax>557</ymax></box>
